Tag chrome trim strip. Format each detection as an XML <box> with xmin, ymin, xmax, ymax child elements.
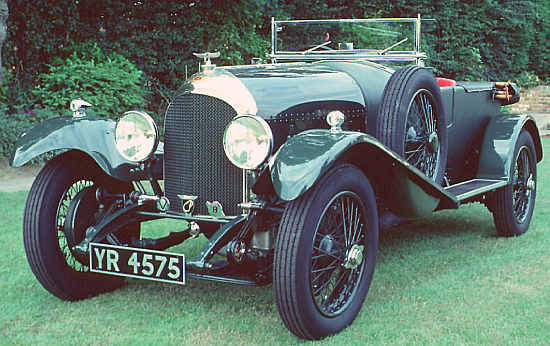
<box><xmin>415</xmin><ymin>14</ymin><xmax>421</xmax><ymax>65</ymax></box>
<box><xmin>271</xmin><ymin>17</ymin><xmax>276</xmax><ymax>63</ymax></box>
<box><xmin>274</xmin><ymin>18</ymin><xmax>421</xmax><ymax>24</ymax></box>
<box><xmin>242</xmin><ymin>170</ymin><xmax>249</xmax><ymax>208</ymax></box>
<box><xmin>270</xmin><ymin>52</ymin><xmax>426</xmax><ymax>62</ymax></box>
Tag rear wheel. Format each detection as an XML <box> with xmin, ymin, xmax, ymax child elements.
<box><xmin>274</xmin><ymin>164</ymin><xmax>378</xmax><ymax>340</ymax></box>
<box><xmin>376</xmin><ymin>65</ymin><xmax>448</xmax><ymax>184</ymax></box>
<box><xmin>491</xmin><ymin>130</ymin><xmax>537</xmax><ymax>237</ymax></box>
<box><xmin>23</xmin><ymin>152</ymin><xmax>140</xmax><ymax>300</ymax></box>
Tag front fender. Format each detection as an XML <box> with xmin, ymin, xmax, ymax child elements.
<box><xmin>270</xmin><ymin>129</ymin><xmax>458</xmax><ymax>218</ymax></box>
<box><xmin>477</xmin><ymin>114</ymin><xmax>543</xmax><ymax>181</ymax></box>
<box><xmin>9</xmin><ymin>116</ymin><xmax>139</xmax><ymax>181</ymax></box>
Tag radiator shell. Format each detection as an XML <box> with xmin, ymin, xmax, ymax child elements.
<box><xmin>164</xmin><ymin>93</ymin><xmax>242</xmax><ymax>216</ymax></box>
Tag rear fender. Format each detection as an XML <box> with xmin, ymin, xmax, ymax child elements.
<box><xmin>9</xmin><ymin>116</ymin><xmax>145</xmax><ymax>181</ymax></box>
<box><xmin>477</xmin><ymin>114</ymin><xmax>542</xmax><ymax>181</ymax></box>
<box><xmin>268</xmin><ymin>129</ymin><xmax>458</xmax><ymax>218</ymax></box>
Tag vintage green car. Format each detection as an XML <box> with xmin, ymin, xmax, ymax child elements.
<box><xmin>10</xmin><ymin>16</ymin><xmax>542</xmax><ymax>339</ymax></box>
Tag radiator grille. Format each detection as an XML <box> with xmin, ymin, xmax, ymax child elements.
<box><xmin>164</xmin><ymin>94</ymin><xmax>242</xmax><ymax>215</ymax></box>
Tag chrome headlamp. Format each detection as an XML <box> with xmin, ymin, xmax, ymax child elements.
<box><xmin>114</xmin><ymin>111</ymin><xmax>159</xmax><ymax>162</ymax></box>
<box><xmin>223</xmin><ymin>115</ymin><xmax>273</xmax><ymax>170</ymax></box>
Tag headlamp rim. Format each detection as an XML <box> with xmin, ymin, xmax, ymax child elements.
<box><xmin>223</xmin><ymin>114</ymin><xmax>274</xmax><ymax>170</ymax></box>
<box><xmin>115</xmin><ymin>110</ymin><xmax>159</xmax><ymax>163</ymax></box>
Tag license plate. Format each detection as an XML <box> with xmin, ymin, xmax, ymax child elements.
<box><xmin>89</xmin><ymin>243</ymin><xmax>185</xmax><ymax>285</ymax></box>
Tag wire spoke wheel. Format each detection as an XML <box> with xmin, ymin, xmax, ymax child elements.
<box><xmin>56</xmin><ymin>179</ymin><xmax>94</xmax><ymax>271</ymax></box>
<box><xmin>376</xmin><ymin>65</ymin><xmax>447</xmax><ymax>185</ymax></box>
<box><xmin>310</xmin><ymin>192</ymin><xmax>366</xmax><ymax>316</ymax></box>
<box><xmin>23</xmin><ymin>152</ymin><xmax>140</xmax><ymax>301</ymax></box>
<box><xmin>405</xmin><ymin>89</ymin><xmax>440</xmax><ymax>179</ymax></box>
<box><xmin>491</xmin><ymin>130</ymin><xmax>537</xmax><ymax>237</ymax></box>
<box><xmin>274</xmin><ymin>164</ymin><xmax>378</xmax><ymax>340</ymax></box>
<box><xmin>511</xmin><ymin>146</ymin><xmax>534</xmax><ymax>224</ymax></box>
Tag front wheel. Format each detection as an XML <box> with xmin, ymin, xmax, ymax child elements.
<box><xmin>23</xmin><ymin>152</ymin><xmax>140</xmax><ymax>300</ymax></box>
<box><xmin>274</xmin><ymin>164</ymin><xmax>378</xmax><ymax>340</ymax></box>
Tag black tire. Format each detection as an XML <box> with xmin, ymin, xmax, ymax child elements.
<box><xmin>376</xmin><ymin>65</ymin><xmax>448</xmax><ymax>184</ymax></box>
<box><xmin>23</xmin><ymin>151</ymin><xmax>140</xmax><ymax>301</ymax></box>
<box><xmin>491</xmin><ymin>130</ymin><xmax>537</xmax><ymax>237</ymax></box>
<box><xmin>274</xmin><ymin>164</ymin><xmax>378</xmax><ymax>340</ymax></box>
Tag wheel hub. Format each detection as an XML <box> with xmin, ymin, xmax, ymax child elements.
<box><xmin>526</xmin><ymin>176</ymin><xmax>535</xmax><ymax>191</ymax></box>
<box><xmin>64</xmin><ymin>187</ymin><xmax>99</xmax><ymax>264</ymax></box>
<box><xmin>427</xmin><ymin>132</ymin><xmax>439</xmax><ymax>153</ymax></box>
<box><xmin>227</xmin><ymin>239</ymin><xmax>247</xmax><ymax>263</ymax></box>
<box><xmin>343</xmin><ymin>244</ymin><xmax>364</xmax><ymax>270</ymax></box>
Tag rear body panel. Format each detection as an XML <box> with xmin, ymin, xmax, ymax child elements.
<box><xmin>477</xmin><ymin>114</ymin><xmax>542</xmax><ymax>180</ymax></box>
<box><xmin>441</xmin><ymin>83</ymin><xmax>502</xmax><ymax>183</ymax></box>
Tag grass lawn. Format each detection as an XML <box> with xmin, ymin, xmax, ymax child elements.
<box><xmin>1</xmin><ymin>139</ymin><xmax>549</xmax><ymax>345</ymax></box>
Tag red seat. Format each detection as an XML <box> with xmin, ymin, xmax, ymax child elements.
<box><xmin>436</xmin><ymin>77</ymin><xmax>457</xmax><ymax>87</ymax></box>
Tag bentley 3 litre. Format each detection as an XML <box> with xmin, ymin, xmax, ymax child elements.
<box><xmin>10</xmin><ymin>16</ymin><xmax>542</xmax><ymax>339</ymax></box>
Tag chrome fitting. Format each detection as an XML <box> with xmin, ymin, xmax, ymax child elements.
<box><xmin>238</xmin><ymin>201</ymin><xmax>265</xmax><ymax>210</ymax></box>
<box><xmin>189</xmin><ymin>221</ymin><xmax>200</xmax><ymax>238</ymax></box>
<box><xmin>70</xmin><ymin>99</ymin><xmax>92</xmax><ymax>118</ymax></box>
<box><xmin>193</xmin><ymin>52</ymin><xmax>220</xmax><ymax>73</ymax></box>
<box><xmin>136</xmin><ymin>194</ymin><xmax>170</xmax><ymax>212</ymax></box>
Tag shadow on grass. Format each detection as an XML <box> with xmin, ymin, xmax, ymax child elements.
<box><xmin>114</xmin><ymin>204</ymin><xmax>504</xmax><ymax>320</ymax></box>
<box><xmin>380</xmin><ymin>204</ymin><xmax>496</xmax><ymax>246</ymax></box>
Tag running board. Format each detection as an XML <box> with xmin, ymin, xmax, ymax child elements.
<box><xmin>445</xmin><ymin>179</ymin><xmax>507</xmax><ymax>202</ymax></box>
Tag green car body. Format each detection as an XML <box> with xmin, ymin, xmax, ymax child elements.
<box><xmin>10</xmin><ymin>16</ymin><xmax>544</xmax><ymax>341</ymax></box>
<box><xmin>11</xmin><ymin>84</ymin><xmax>542</xmax><ymax>218</ymax></box>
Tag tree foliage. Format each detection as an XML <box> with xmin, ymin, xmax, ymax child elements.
<box><xmin>32</xmin><ymin>43</ymin><xmax>147</xmax><ymax>118</ymax></box>
<box><xmin>0</xmin><ymin>0</ymin><xmax>7</xmax><ymax>83</ymax></box>
<box><xmin>1</xmin><ymin>0</ymin><xmax>549</xmax><ymax>119</ymax></box>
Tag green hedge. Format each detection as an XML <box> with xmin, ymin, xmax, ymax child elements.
<box><xmin>32</xmin><ymin>43</ymin><xmax>147</xmax><ymax>119</ymax></box>
<box><xmin>5</xmin><ymin>1</ymin><xmax>548</xmax><ymax>93</ymax></box>
<box><xmin>1</xmin><ymin>0</ymin><xmax>549</xmax><ymax>159</ymax></box>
